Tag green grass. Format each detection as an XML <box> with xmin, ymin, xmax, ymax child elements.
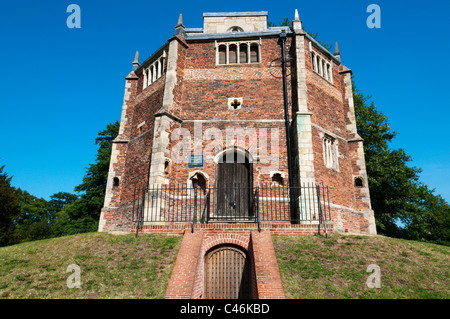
<box><xmin>0</xmin><ymin>232</ymin><xmax>182</xmax><ymax>299</ymax></box>
<box><xmin>273</xmin><ymin>234</ymin><xmax>450</xmax><ymax>299</ymax></box>
<box><xmin>2</xmin><ymin>231</ymin><xmax>448</xmax><ymax>299</ymax></box>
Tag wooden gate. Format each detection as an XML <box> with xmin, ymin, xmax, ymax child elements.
<box><xmin>204</xmin><ymin>245</ymin><xmax>251</xmax><ymax>299</ymax></box>
<box><xmin>215</xmin><ymin>151</ymin><xmax>253</xmax><ymax>219</ymax></box>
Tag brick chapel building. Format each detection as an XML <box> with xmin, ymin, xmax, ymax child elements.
<box><xmin>98</xmin><ymin>11</ymin><xmax>377</xmax><ymax>299</ymax></box>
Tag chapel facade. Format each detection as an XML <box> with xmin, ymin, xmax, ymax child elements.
<box><xmin>98</xmin><ymin>10</ymin><xmax>377</xmax><ymax>237</ymax></box>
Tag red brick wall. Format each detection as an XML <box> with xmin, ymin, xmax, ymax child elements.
<box><xmin>178</xmin><ymin>37</ymin><xmax>293</xmax><ymax>121</ymax></box>
<box><xmin>164</xmin><ymin>228</ymin><xmax>286</xmax><ymax>299</ymax></box>
<box><xmin>165</xmin><ymin>231</ymin><xmax>204</xmax><ymax>298</ymax></box>
<box><xmin>304</xmin><ymin>37</ymin><xmax>364</xmax><ymax>212</ymax></box>
<box><xmin>102</xmin><ymin>32</ymin><xmax>374</xmax><ymax>235</ymax></box>
<box><xmin>160</xmin><ymin>36</ymin><xmax>293</xmax><ymax>188</ymax></box>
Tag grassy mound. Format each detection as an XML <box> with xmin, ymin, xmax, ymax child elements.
<box><xmin>273</xmin><ymin>234</ymin><xmax>449</xmax><ymax>299</ymax></box>
<box><xmin>0</xmin><ymin>232</ymin><xmax>182</xmax><ymax>299</ymax></box>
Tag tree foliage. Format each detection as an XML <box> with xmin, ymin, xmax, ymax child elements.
<box><xmin>55</xmin><ymin>121</ymin><xmax>120</xmax><ymax>234</ymax></box>
<box><xmin>0</xmin><ymin>165</ymin><xmax>21</xmax><ymax>246</ymax></box>
<box><xmin>0</xmin><ymin>121</ymin><xmax>119</xmax><ymax>246</ymax></box>
<box><xmin>267</xmin><ymin>18</ymin><xmax>449</xmax><ymax>245</ymax></box>
<box><xmin>354</xmin><ymin>85</ymin><xmax>450</xmax><ymax>245</ymax></box>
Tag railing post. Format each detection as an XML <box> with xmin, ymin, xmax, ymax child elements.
<box><xmin>256</xmin><ymin>186</ymin><xmax>261</xmax><ymax>232</ymax></box>
<box><xmin>316</xmin><ymin>184</ymin><xmax>328</xmax><ymax>238</ymax></box>
<box><xmin>206</xmin><ymin>189</ymin><xmax>210</xmax><ymax>224</ymax></box>
<box><xmin>135</xmin><ymin>187</ymin><xmax>146</xmax><ymax>238</ymax></box>
<box><xmin>191</xmin><ymin>186</ymin><xmax>197</xmax><ymax>233</ymax></box>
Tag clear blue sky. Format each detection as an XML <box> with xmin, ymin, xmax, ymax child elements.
<box><xmin>1</xmin><ymin>0</ymin><xmax>449</xmax><ymax>202</ymax></box>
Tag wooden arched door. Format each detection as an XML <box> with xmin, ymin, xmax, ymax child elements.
<box><xmin>204</xmin><ymin>245</ymin><xmax>251</xmax><ymax>299</ymax></box>
<box><xmin>215</xmin><ymin>151</ymin><xmax>253</xmax><ymax>219</ymax></box>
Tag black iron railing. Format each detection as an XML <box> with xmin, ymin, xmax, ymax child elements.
<box><xmin>132</xmin><ymin>183</ymin><xmax>331</xmax><ymax>233</ymax></box>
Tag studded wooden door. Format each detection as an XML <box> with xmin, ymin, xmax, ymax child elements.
<box><xmin>215</xmin><ymin>152</ymin><xmax>253</xmax><ymax>219</ymax></box>
<box><xmin>204</xmin><ymin>245</ymin><xmax>251</xmax><ymax>299</ymax></box>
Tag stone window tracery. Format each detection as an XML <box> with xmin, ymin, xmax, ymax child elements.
<box><xmin>323</xmin><ymin>134</ymin><xmax>338</xmax><ymax>170</ymax></box>
<box><xmin>215</xmin><ymin>39</ymin><xmax>261</xmax><ymax>65</ymax></box>
<box><xmin>142</xmin><ymin>51</ymin><xmax>166</xmax><ymax>89</ymax></box>
<box><xmin>310</xmin><ymin>49</ymin><xmax>333</xmax><ymax>84</ymax></box>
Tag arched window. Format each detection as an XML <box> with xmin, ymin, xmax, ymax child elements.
<box><xmin>229</xmin><ymin>26</ymin><xmax>244</xmax><ymax>32</ymax></box>
<box><xmin>154</xmin><ymin>63</ymin><xmax>159</xmax><ymax>81</ymax></box>
<box><xmin>190</xmin><ymin>172</ymin><xmax>207</xmax><ymax>194</ymax></box>
<box><xmin>164</xmin><ymin>158</ymin><xmax>171</xmax><ymax>174</ymax></box>
<box><xmin>323</xmin><ymin>134</ymin><xmax>338</xmax><ymax>170</ymax></box>
<box><xmin>354</xmin><ymin>177</ymin><xmax>364</xmax><ymax>187</ymax></box>
<box><xmin>218</xmin><ymin>45</ymin><xmax>227</xmax><ymax>65</ymax></box>
<box><xmin>239</xmin><ymin>44</ymin><xmax>248</xmax><ymax>63</ymax></box>
<box><xmin>143</xmin><ymin>69</ymin><xmax>148</xmax><ymax>89</ymax></box>
<box><xmin>271</xmin><ymin>173</ymin><xmax>284</xmax><ymax>187</ymax></box>
<box><xmin>113</xmin><ymin>177</ymin><xmax>120</xmax><ymax>187</ymax></box>
<box><xmin>216</xmin><ymin>42</ymin><xmax>260</xmax><ymax>65</ymax></box>
<box><xmin>229</xmin><ymin>44</ymin><xmax>238</xmax><ymax>64</ymax></box>
<box><xmin>250</xmin><ymin>44</ymin><xmax>259</xmax><ymax>63</ymax></box>
<box><xmin>149</xmin><ymin>66</ymin><xmax>153</xmax><ymax>85</ymax></box>
<box><xmin>160</xmin><ymin>57</ymin><xmax>165</xmax><ymax>74</ymax></box>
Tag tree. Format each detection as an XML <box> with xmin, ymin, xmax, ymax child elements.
<box><xmin>354</xmin><ymin>84</ymin><xmax>450</xmax><ymax>244</ymax></box>
<box><xmin>14</xmin><ymin>190</ymin><xmax>54</xmax><ymax>242</ymax></box>
<box><xmin>0</xmin><ymin>165</ymin><xmax>21</xmax><ymax>246</ymax></box>
<box><xmin>267</xmin><ymin>19</ymin><xmax>449</xmax><ymax>245</ymax></box>
<box><xmin>47</xmin><ymin>192</ymin><xmax>78</xmax><ymax>219</ymax></box>
<box><xmin>58</xmin><ymin>121</ymin><xmax>120</xmax><ymax>234</ymax></box>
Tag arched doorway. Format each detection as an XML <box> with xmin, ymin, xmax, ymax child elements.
<box><xmin>203</xmin><ymin>245</ymin><xmax>251</xmax><ymax>299</ymax></box>
<box><xmin>214</xmin><ymin>148</ymin><xmax>253</xmax><ymax>220</ymax></box>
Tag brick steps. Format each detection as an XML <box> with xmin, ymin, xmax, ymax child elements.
<box><xmin>164</xmin><ymin>228</ymin><xmax>287</xmax><ymax>299</ymax></box>
<box><xmin>133</xmin><ymin>222</ymin><xmax>333</xmax><ymax>237</ymax></box>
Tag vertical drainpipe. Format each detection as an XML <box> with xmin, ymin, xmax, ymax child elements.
<box><xmin>279</xmin><ymin>31</ymin><xmax>296</xmax><ymax>220</ymax></box>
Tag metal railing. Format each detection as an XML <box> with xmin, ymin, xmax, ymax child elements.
<box><xmin>132</xmin><ymin>183</ymin><xmax>331</xmax><ymax>233</ymax></box>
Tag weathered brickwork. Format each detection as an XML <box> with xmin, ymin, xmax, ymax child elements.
<box><xmin>99</xmin><ymin>11</ymin><xmax>376</xmax><ymax>236</ymax></box>
<box><xmin>99</xmin><ymin>10</ymin><xmax>377</xmax><ymax>298</ymax></box>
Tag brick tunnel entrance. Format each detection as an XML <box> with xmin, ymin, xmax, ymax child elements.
<box><xmin>203</xmin><ymin>244</ymin><xmax>252</xmax><ymax>299</ymax></box>
<box><xmin>165</xmin><ymin>229</ymin><xmax>285</xmax><ymax>299</ymax></box>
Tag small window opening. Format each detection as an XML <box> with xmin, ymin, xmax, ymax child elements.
<box><xmin>250</xmin><ymin>44</ymin><xmax>259</xmax><ymax>63</ymax></box>
<box><xmin>239</xmin><ymin>44</ymin><xmax>248</xmax><ymax>63</ymax></box>
<box><xmin>323</xmin><ymin>134</ymin><xmax>338</xmax><ymax>170</ymax></box>
<box><xmin>164</xmin><ymin>159</ymin><xmax>171</xmax><ymax>174</ymax></box>
<box><xmin>354</xmin><ymin>177</ymin><xmax>363</xmax><ymax>187</ymax></box>
<box><xmin>113</xmin><ymin>177</ymin><xmax>120</xmax><ymax>187</ymax></box>
<box><xmin>218</xmin><ymin>45</ymin><xmax>227</xmax><ymax>65</ymax></box>
<box><xmin>229</xmin><ymin>45</ymin><xmax>238</xmax><ymax>64</ymax></box>
<box><xmin>191</xmin><ymin>173</ymin><xmax>207</xmax><ymax>194</ymax></box>
<box><xmin>271</xmin><ymin>173</ymin><xmax>284</xmax><ymax>187</ymax></box>
<box><xmin>229</xmin><ymin>26</ymin><xmax>244</xmax><ymax>32</ymax></box>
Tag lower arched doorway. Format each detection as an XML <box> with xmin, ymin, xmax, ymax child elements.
<box><xmin>203</xmin><ymin>244</ymin><xmax>251</xmax><ymax>299</ymax></box>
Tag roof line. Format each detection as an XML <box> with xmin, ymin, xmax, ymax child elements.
<box><xmin>134</xmin><ymin>41</ymin><xmax>169</xmax><ymax>74</ymax></box>
<box><xmin>185</xmin><ymin>28</ymin><xmax>291</xmax><ymax>41</ymax></box>
<box><xmin>203</xmin><ymin>12</ymin><xmax>268</xmax><ymax>17</ymax></box>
